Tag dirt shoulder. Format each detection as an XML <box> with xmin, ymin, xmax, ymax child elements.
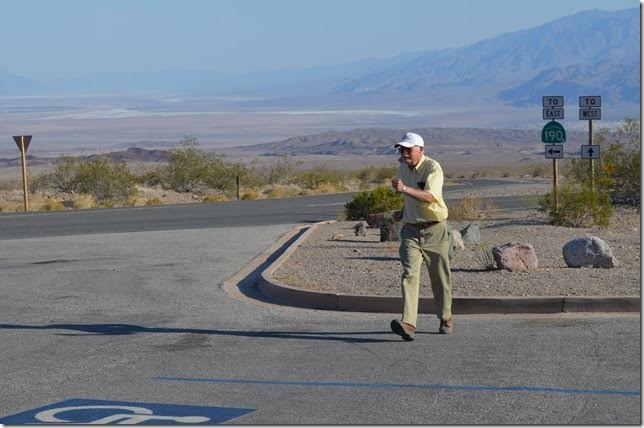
<box><xmin>272</xmin><ymin>206</ymin><xmax>640</xmax><ymax>298</ymax></box>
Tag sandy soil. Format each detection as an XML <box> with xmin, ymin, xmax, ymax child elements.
<box><xmin>273</xmin><ymin>206</ymin><xmax>640</xmax><ymax>297</ymax></box>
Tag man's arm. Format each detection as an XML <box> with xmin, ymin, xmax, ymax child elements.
<box><xmin>391</xmin><ymin>178</ymin><xmax>434</xmax><ymax>203</ymax></box>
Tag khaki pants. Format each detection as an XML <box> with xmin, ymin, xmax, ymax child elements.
<box><xmin>399</xmin><ymin>221</ymin><xmax>452</xmax><ymax>327</ymax></box>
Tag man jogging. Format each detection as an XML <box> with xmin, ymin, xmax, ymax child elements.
<box><xmin>390</xmin><ymin>132</ymin><xmax>453</xmax><ymax>341</ymax></box>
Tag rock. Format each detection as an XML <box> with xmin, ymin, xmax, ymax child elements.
<box><xmin>492</xmin><ymin>242</ymin><xmax>538</xmax><ymax>272</ymax></box>
<box><xmin>450</xmin><ymin>230</ymin><xmax>465</xmax><ymax>250</ymax></box>
<box><xmin>562</xmin><ymin>236</ymin><xmax>618</xmax><ymax>268</ymax></box>
<box><xmin>448</xmin><ymin>230</ymin><xmax>464</xmax><ymax>262</ymax></box>
<box><xmin>379</xmin><ymin>214</ymin><xmax>401</xmax><ymax>242</ymax></box>
<box><xmin>331</xmin><ymin>232</ymin><xmax>344</xmax><ymax>240</ymax></box>
<box><xmin>366</xmin><ymin>212</ymin><xmax>385</xmax><ymax>228</ymax></box>
<box><xmin>460</xmin><ymin>223</ymin><xmax>481</xmax><ymax>245</ymax></box>
<box><xmin>353</xmin><ymin>222</ymin><xmax>368</xmax><ymax>236</ymax></box>
<box><xmin>62</xmin><ymin>198</ymin><xmax>74</xmax><ymax>209</ymax></box>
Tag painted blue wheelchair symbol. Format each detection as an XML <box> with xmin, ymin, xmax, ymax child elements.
<box><xmin>0</xmin><ymin>399</ymin><xmax>255</xmax><ymax>425</ymax></box>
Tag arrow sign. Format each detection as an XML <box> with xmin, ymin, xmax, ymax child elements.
<box><xmin>544</xmin><ymin>144</ymin><xmax>564</xmax><ymax>159</ymax></box>
<box><xmin>581</xmin><ymin>144</ymin><xmax>601</xmax><ymax>159</ymax></box>
<box><xmin>13</xmin><ymin>135</ymin><xmax>32</xmax><ymax>152</ymax></box>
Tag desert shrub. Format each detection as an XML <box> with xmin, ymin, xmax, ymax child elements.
<box><xmin>314</xmin><ymin>182</ymin><xmax>345</xmax><ymax>194</ymax></box>
<box><xmin>355</xmin><ymin>165</ymin><xmax>397</xmax><ymax>188</ymax></box>
<box><xmin>241</xmin><ymin>190</ymin><xmax>262</xmax><ymax>200</ymax></box>
<box><xmin>565</xmin><ymin>118</ymin><xmax>640</xmax><ymax>205</ymax></box>
<box><xmin>261</xmin><ymin>155</ymin><xmax>302</xmax><ymax>185</ymax></box>
<box><xmin>31</xmin><ymin>155</ymin><xmax>79</xmax><ymax>193</ymax></box>
<box><xmin>145</xmin><ymin>197</ymin><xmax>163</xmax><ymax>206</ymax></box>
<box><xmin>448</xmin><ymin>195</ymin><xmax>498</xmax><ymax>220</ymax></box>
<box><xmin>296</xmin><ymin>166</ymin><xmax>344</xmax><ymax>190</ymax></box>
<box><xmin>138</xmin><ymin>169</ymin><xmax>164</xmax><ymax>187</ymax></box>
<box><xmin>344</xmin><ymin>185</ymin><xmax>403</xmax><ymax>221</ymax></box>
<box><xmin>37</xmin><ymin>200</ymin><xmax>65</xmax><ymax>211</ymax></box>
<box><xmin>475</xmin><ymin>244</ymin><xmax>496</xmax><ymax>271</ymax></box>
<box><xmin>539</xmin><ymin>183</ymin><xmax>612</xmax><ymax>227</ymax></box>
<box><xmin>160</xmin><ymin>137</ymin><xmax>248</xmax><ymax>195</ymax></box>
<box><xmin>202</xmin><ymin>194</ymin><xmax>228</xmax><ymax>203</ymax></box>
<box><xmin>266</xmin><ymin>184</ymin><xmax>302</xmax><ymax>199</ymax></box>
<box><xmin>74</xmin><ymin>157</ymin><xmax>138</xmax><ymax>204</ymax></box>
<box><xmin>531</xmin><ymin>164</ymin><xmax>548</xmax><ymax>178</ymax></box>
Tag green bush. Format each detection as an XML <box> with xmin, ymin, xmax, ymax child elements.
<box><xmin>74</xmin><ymin>157</ymin><xmax>138</xmax><ymax>204</ymax></box>
<box><xmin>539</xmin><ymin>183</ymin><xmax>612</xmax><ymax>227</ymax></box>
<box><xmin>160</xmin><ymin>136</ymin><xmax>249</xmax><ymax>195</ymax></box>
<box><xmin>31</xmin><ymin>155</ymin><xmax>79</xmax><ymax>193</ymax></box>
<box><xmin>565</xmin><ymin>118</ymin><xmax>640</xmax><ymax>205</ymax></box>
<box><xmin>344</xmin><ymin>185</ymin><xmax>403</xmax><ymax>220</ymax></box>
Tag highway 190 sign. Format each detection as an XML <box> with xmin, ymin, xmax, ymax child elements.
<box><xmin>541</xmin><ymin>121</ymin><xmax>566</xmax><ymax>144</ymax></box>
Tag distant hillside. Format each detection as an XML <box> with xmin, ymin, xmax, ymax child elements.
<box><xmin>0</xmin><ymin>147</ymin><xmax>169</xmax><ymax>167</ymax></box>
<box><xmin>239</xmin><ymin>127</ymin><xmax>589</xmax><ymax>156</ymax></box>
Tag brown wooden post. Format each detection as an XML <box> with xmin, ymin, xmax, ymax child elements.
<box><xmin>553</xmin><ymin>158</ymin><xmax>558</xmax><ymax>213</ymax></box>
<box><xmin>20</xmin><ymin>136</ymin><xmax>29</xmax><ymax>212</ymax></box>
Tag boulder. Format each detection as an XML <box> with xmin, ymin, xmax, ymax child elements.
<box><xmin>448</xmin><ymin>229</ymin><xmax>464</xmax><ymax>261</ymax></box>
<box><xmin>460</xmin><ymin>223</ymin><xmax>481</xmax><ymax>245</ymax></box>
<box><xmin>353</xmin><ymin>221</ymin><xmax>368</xmax><ymax>237</ymax></box>
<box><xmin>366</xmin><ymin>212</ymin><xmax>385</xmax><ymax>228</ymax></box>
<box><xmin>562</xmin><ymin>236</ymin><xmax>617</xmax><ymax>268</ymax></box>
<box><xmin>492</xmin><ymin>242</ymin><xmax>538</xmax><ymax>272</ymax></box>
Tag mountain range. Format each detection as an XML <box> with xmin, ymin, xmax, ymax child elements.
<box><xmin>0</xmin><ymin>8</ymin><xmax>639</xmax><ymax>110</ymax></box>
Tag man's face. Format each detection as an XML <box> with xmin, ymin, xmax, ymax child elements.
<box><xmin>398</xmin><ymin>145</ymin><xmax>423</xmax><ymax>166</ymax></box>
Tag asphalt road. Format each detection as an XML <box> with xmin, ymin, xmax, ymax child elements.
<box><xmin>0</xmin><ymin>178</ymin><xmax>541</xmax><ymax>240</ymax></box>
<box><xmin>0</xmin><ymin>180</ymin><xmax>639</xmax><ymax>424</ymax></box>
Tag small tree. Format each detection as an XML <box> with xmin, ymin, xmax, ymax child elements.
<box><xmin>74</xmin><ymin>157</ymin><xmax>138</xmax><ymax>205</ymax></box>
<box><xmin>344</xmin><ymin>185</ymin><xmax>403</xmax><ymax>220</ymax></box>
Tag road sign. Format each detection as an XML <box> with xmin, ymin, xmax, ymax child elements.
<box><xmin>12</xmin><ymin>135</ymin><xmax>32</xmax><ymax>152</ymax></box>
<box><xmin>542</xmin><ymin>96</ymin><xmax>564</xmax><ymax>107</ymax></box>
<box><xmin>579</xmin><ymin>107</ymin><xmax>601</xmax><ymax>120</ymax></box>
<box><xmin>579</xmin><ymin>96</ymin><xmax>601</xmax><ymax>107</ymax></box>
<box><xmin>543</xmin><ymin>108</ymin><xmax>564</xmax><ymax>120</ymax></box>
<box><xmin>541</xmin><ymin>121</ymin><xmax>566</xmax><ymax>143</ymax></box>
<box><xmin>544</xmin><ymin>144</ymin><xmax>564</xmax><ymax>159</ymax></box>
<box><xmin>581</xmin><ymin>145</ymin><xmax>601</xmax><ymax>159</ymax></box>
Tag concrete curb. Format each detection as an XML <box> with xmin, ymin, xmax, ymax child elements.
<box><xmin>257</xmin><ymin>222</ymin><xmax>640</xmax><ymax>314</ymax></box>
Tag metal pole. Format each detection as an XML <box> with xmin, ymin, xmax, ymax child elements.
<box><xmin>236</xmin><ymin>175</ymin><xmax>240</xmax><ymax>201</ymax></box>
<box><xmin>20</xmin><ymin>136</ymin><xmax>29</xmax><ymax>211</ymax></box>
<box><xmin>553</xmin><ymin>158</ymin><xmax>558</xmax><ymax>213</ymax></box>
<box><xmin>589</xmin><ymin>120</ymin><xmax>594</xmax><ymax>190</ymax></box>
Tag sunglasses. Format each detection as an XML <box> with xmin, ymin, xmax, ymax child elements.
<box><xmin>397</xmin><ymin>146</ymin><xmax>419</xmax><ymax>153</ymax></box>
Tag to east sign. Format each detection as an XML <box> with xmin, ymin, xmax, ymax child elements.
<box><xmin>541</xmin><ymin>121</ymin><xmax>566</xmax><ymax>143</ymax></box>
<box><xmin>543</xmin><ymin>108</ymin><xmax>564</xmax><ymax>120</ymax></box>
<box><xmin>542</xmin><ymin>96</ymin><xmax>563</xmax><ymax>107</ymax></box>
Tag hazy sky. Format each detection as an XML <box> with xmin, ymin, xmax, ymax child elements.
<box><xmin>1</xmin><ymin>0</ymin><xmax>638</xmax><ymax>79</ymax></box>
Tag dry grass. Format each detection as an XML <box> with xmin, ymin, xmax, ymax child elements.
<box><xmin>448</xmin><ymin>195</ymin><xmax>499</xmax><ymax>220</ymax></box>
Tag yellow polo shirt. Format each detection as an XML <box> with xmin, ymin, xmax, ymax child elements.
<box><xmin>396</xmin><ymin>155</ymin><xmax>448</xmax><ymax>223</ymax></box>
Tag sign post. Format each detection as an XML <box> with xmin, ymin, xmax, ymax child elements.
<box><xmin>579</xmin><ymin>96</ymin><xmax>601</xmax><ymax>189</ymax></box>
<box><xmin>542</xmin><ymin>96</ymin><xmax>566</xmax><ymax>212</ymax></box>
<box><xmin>12</xmin><ymin>135</ymin><xmax>32</xmax><ymax>212</ymax></box>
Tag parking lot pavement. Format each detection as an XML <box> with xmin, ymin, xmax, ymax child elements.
<box><xmin>0</xmin><ymin>226</ymin><xmax>640</xmax><ymax>425</ymax></box>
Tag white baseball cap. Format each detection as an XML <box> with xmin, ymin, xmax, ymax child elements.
<box><xmin>394</xmin><ymin>132</ymin><xmax>424</xmax><ymax>148</ymax></box>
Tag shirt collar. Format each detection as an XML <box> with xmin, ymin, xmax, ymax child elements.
<box><xmin>408</xmin><ymin>154</ymin><xmax>427</xmax><ymax>172</ymax></box>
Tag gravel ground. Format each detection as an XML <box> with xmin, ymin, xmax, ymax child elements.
<box><xmin>273</xmin><ymin>204</ymin><xmax>640</xmax><ymax>298</ymax></box>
